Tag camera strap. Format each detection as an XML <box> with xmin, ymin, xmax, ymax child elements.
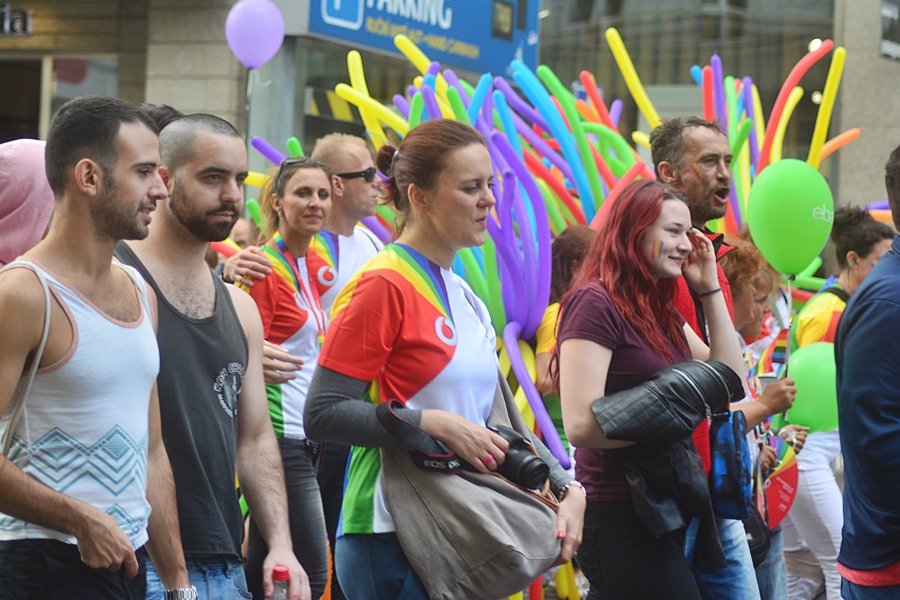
<box><xmin>375</xmin><ymin>399</ymin><xmax>465</xmax><ymax>473</ymax></box>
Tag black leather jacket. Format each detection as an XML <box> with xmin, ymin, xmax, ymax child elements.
<box><xmin>592</xmin><ymin>360</ymin><xmax>745</xmax><ymax>569</ymax></box>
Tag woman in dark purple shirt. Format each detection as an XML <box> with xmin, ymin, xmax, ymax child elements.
<box><xmin>557</xmin><ymin>181</ymin><xmax>746</xmax><ymax>599</ymax></box>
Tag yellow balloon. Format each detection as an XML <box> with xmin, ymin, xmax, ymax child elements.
<box><xmin>347</xmin><ymin>51</ymin><xmax>388</xmax><ymax>149</ymax></box>
<box><xmin>738</xmin><ymin>131</ymin><xmax>752</xmax><ymax>218</ymax></box>
<box><xmin>807</xmin><ymin>47</ymin><xmax>846</xmax><ymax>169</ymax></box>
<box><xmin>752</xmin><ymin>84</ymin><xmax>766</xmax><ymax>148</ymax></box>
<box><xmin>605</xmin><ymin>28</ymin><xmax>661</xmax><ymax>129</ymax></box>
<box><xmin>517</xmin><ymin>339</ymin><xmax>538</xmax><ymax>382</ymax></box>
<box><xmin>515</xmin><ymin>386</ymin><xmax>536</xmax><ymax>430</ymax></box>
<box><xmin>498</xmin><ymin>341</ymin><xmax>511</xmax><ymax>375</ymax></box>
<box><xmin>334</xmin><ymin>84</ymin><xmax>410</xmax><ymax>136</ymax></box>
<box><xmin>394</xmin><ymin>34</ymin><xmax>450</xmax><ymax>100</ymax></box>
<box><xmin>631</xmin><ymin>130</ymin><xmax>651</xmax><ymax>149</ymax></box>
<box><xmin>772</xmin><ymin>87</ymin><xmax>803</xmax><ymax>163</ymax></box>
<box><xmin>244</xmin><ymin>171</ymin><xmax>268</xmax><ymax>188</ymax></box>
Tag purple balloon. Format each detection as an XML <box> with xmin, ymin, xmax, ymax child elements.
<box><xmin>503</xmin><ymin>322</ymin><xmax>571</xmax><ymax>468</ymax></box>
<box><xmin>494</xmin><ymin>76</ymin><xmax>549</xmax><ymax>133</ymax></box>
<box><xmin>492</xmin><ymin>132</ymin><xmax>552</xmax><ymax>339</ymax></box>
<box><xmin>225</xmin><ymin>0</ymin><xmax>285</xmax><ymax>70</ymax></box>
<box><xmin>426</xmin><ymin>61</ymin><xmax>442</xmax><ymax>77</ymax></box>
<box><xmin>442</xmin><ymin>69</ymin><xmax>471</xmax><ymax>103</ymax></box>
<box><xmin>711</xmin><ymin>54</ymin><xmax>727</xmax><ymax>130</ymax></box>
<box><xmin>392</xmin><ymin>94</ymin><xmax>410</xmax><ymax>120</ymax></box>
<box><xmin>360</xmin><ymin>215</ymin><xmax>392</xmax><ymax>244</ymax></box>
<box><xmin>743</xmin><ymin>76</ymin><xmax>760</xmax><ymax>170</ymax></box>
<box><xmin>419</xmin><ymin>84</ymin><xmax>442</xmax><ymax>122</ymax></box>
<box><xmin>250</xmin><ymin>136</ymin><xmax>285</xmax><ymax>165</ymax></box>
<box><xmin>609</xmin><ymin>99</ymin><xmax>623</xmax><ymax>127</ymax></box>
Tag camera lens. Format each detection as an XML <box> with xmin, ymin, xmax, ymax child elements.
<box><xmin>501</xmin><ymin>447</ymin><xmax>550</xmax><ymax>490</ymax></box>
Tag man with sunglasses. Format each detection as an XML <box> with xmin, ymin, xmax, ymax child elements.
<box><xmin>225</xmin><ymin>134</ymin><xmax>382</xmax><ymax>304</ymax></box>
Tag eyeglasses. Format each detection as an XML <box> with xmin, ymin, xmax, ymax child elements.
<box><xmin>337</xmin><ymin>167</ymin><xmax>377</xmax><ymax>183</ymax></box>
<box><xmin>274</xmin><ymin>157</ymin><xmax>311</xmax><ymax>190</ymax></box>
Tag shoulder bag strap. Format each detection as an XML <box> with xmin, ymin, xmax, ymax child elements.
<box><xmin>1</xmin><ymin>260</ymin><xmax>52</xmax><ymax>456</ymax></box>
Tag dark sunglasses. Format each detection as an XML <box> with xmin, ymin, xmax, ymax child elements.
<box><xmin>337</xmin><ymin>167</ymin><xmax>377</xmax><ymax>183</ymax></box>
<box><xmin>274</xmin><ymin>157</ymin><xmax>313</xmax><ymax>190</ymax></box>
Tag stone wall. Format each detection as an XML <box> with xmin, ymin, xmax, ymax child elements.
<box><xmin>833</xmin><ymin>0</ymin><xmax>900</xmax><ymax>207</ymax></box>
<box><xmin>145</xmin><ymin>0</ymin><xmax>245</xmax><ymax>129</ymax></box>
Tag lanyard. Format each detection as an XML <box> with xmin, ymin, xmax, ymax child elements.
<box><xmin>271</xmin><ymin>232</ymin><xmax>327</xmax><ymax>346</ymax></box>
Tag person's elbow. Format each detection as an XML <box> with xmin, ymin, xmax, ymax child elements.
<box><xmin>302</xmin><ymin>395</ymin><xmax>325</xmax><ymax>441</ymax></box>
<box><xmin>563</xmin><ymin>415</ymin><xmax>600</xmax><ymax>449</ymax></box>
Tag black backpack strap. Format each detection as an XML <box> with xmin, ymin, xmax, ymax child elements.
<box><xmin>375</xmin><ymin>400</ymin><xmax>464</xmax><ymax>472</ymax></box>
<box><xmin>822</xmin><ymin>286</ymin><xmax>850</xmax><ymax>303</ymax></box>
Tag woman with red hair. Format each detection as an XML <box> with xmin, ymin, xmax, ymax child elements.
<box><xmin>557</xmin><ymin>180</ymin><xmax>747</xmax><ymax>599</ymax></box>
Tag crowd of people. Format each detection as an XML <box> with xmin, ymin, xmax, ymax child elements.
<box><xmin>0</xmin><ymin>94</ymin><xmax>898</xmax><ymax>600</ymax></box>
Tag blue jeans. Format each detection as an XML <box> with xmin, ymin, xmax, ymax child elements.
<box><xmin>685</xmin><ymin>517</ymin><xmax>762</xmax><ymax>600</ymax></box>
<box><xmin>335</xmin><ymin>533</ymin><xmax>428</xmax><ymax>600</ymax></box>
<box><xmin>145</xmin><ymin>555</ymin><xmax>251</xmax><ymax>600</ymax></box>
<box><xmin>842</xmin><ymin>579</ymin><xmax>900</xmax><ymax>599</ymax></box>
<box><xmin>755</xmin><ymin>527</ymin><xmax>787</xmax><ymax>600</ymax></box>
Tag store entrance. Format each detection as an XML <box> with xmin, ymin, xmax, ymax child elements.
<box><xmin>0</xmin><ymin>59</ymin><xmax>40</xmax><ymax>142</ymax></box>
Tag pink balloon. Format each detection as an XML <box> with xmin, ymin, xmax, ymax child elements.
<box><xmin>225</xmin><ymin>0</ymin><xmax>285</xmax><ymax>69</ymax></box>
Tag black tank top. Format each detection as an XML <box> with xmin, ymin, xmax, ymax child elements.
<box><xmin>116</xmin><ymin>242</ymin><xmax>247</xmax><ymax>559</ymax></box>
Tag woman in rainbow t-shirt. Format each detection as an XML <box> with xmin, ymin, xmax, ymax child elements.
<box><xmin>242</xmin><ymin>158</ymin><xmax>333</xmax><ymax>599</ymax></box>
<box><xmin>304</xmin><ymin>120</ymin><xmax>585</xmax><ymax>599</ymax></box>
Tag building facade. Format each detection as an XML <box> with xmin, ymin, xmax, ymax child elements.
<box><xmin>0</xmin><ymin>0</ymin><xmax>895</xmax><ymax>205</ymax></box>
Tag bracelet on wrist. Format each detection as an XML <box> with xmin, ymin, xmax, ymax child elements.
<box><xmin>558</xmin><ymin>480</ymin><xmax>586</xmax><ymax>501</ymax></box>
<box><xmin>697</xmin><ymin>287</ymin><xmax>722</xmax><ymax>298</ymax></box>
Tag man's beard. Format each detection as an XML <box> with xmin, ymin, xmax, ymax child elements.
<box><xmin>91</xmin><ymin>177</ymin><xmax>149</xmax><ymax>241</ymax></box>
<box><xmin>168</xmin><ymin>183</ymin><xmax>238</xmax><ymax>242</ymax></box>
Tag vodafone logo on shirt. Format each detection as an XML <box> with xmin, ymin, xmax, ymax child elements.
<box><xmin>434</xmin><ymin>316</ymin><xmax>457</xmax><ymax>346</ymax></box>
<box><xmin>317</xmin><ymin>265</ymin><xmax>337</xmax><ymax>287</ymax></box>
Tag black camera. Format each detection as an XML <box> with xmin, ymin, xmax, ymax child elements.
<box><xmin>489</xmin><ymin>425</ymin><xmax>549</xmax><ymax>490</ymax></box>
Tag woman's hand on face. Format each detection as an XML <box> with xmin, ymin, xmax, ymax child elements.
<box><xmin>681</xmin><ymin>229</ymin><xmax>719</xmax><ymax>294</ymax></box>
<box><xmin>419</xmin><ymin>410</ymin><xmax>509</xmax><ymax>474</ymax></box>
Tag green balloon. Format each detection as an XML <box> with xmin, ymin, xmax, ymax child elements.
<box><xmin>748</xmin><ymin>159</ymin><xmax>834</xmax><ymax>275</ymax></box>
<box><xmin>786</xmin><ymin>342</ymin><xmax>837</xmax><ymax>433</ymax></box>
<box><xmin>245</xmin><ymin>198</ymin><xmax>262</xmax><ymax>228</ymax></box>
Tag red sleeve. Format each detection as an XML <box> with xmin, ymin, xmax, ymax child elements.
<box><xmin>246</xmin><ymin>273</ymin><xmax>279</xmax><ymax>339</ymax></box>
<box><xmin>318</xmin><ymin>272</ymin><xmax>403</xmax><ymax>381</ymax></box>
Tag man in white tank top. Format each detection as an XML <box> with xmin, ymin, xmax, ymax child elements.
<box><xmin>0</xmin><ymin>97</ymin><xmax>191</xmax><ymax>598</ymax></box>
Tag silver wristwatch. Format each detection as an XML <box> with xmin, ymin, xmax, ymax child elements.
<box><xmin>558</xmin><ymin>479</ymin><xmax>586</xmax><ymax>501</ymax></box>
<box><xmin>164</xmin><ymin>586</ymin><xmax>198</xmax><ymax>600</ymax></box>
